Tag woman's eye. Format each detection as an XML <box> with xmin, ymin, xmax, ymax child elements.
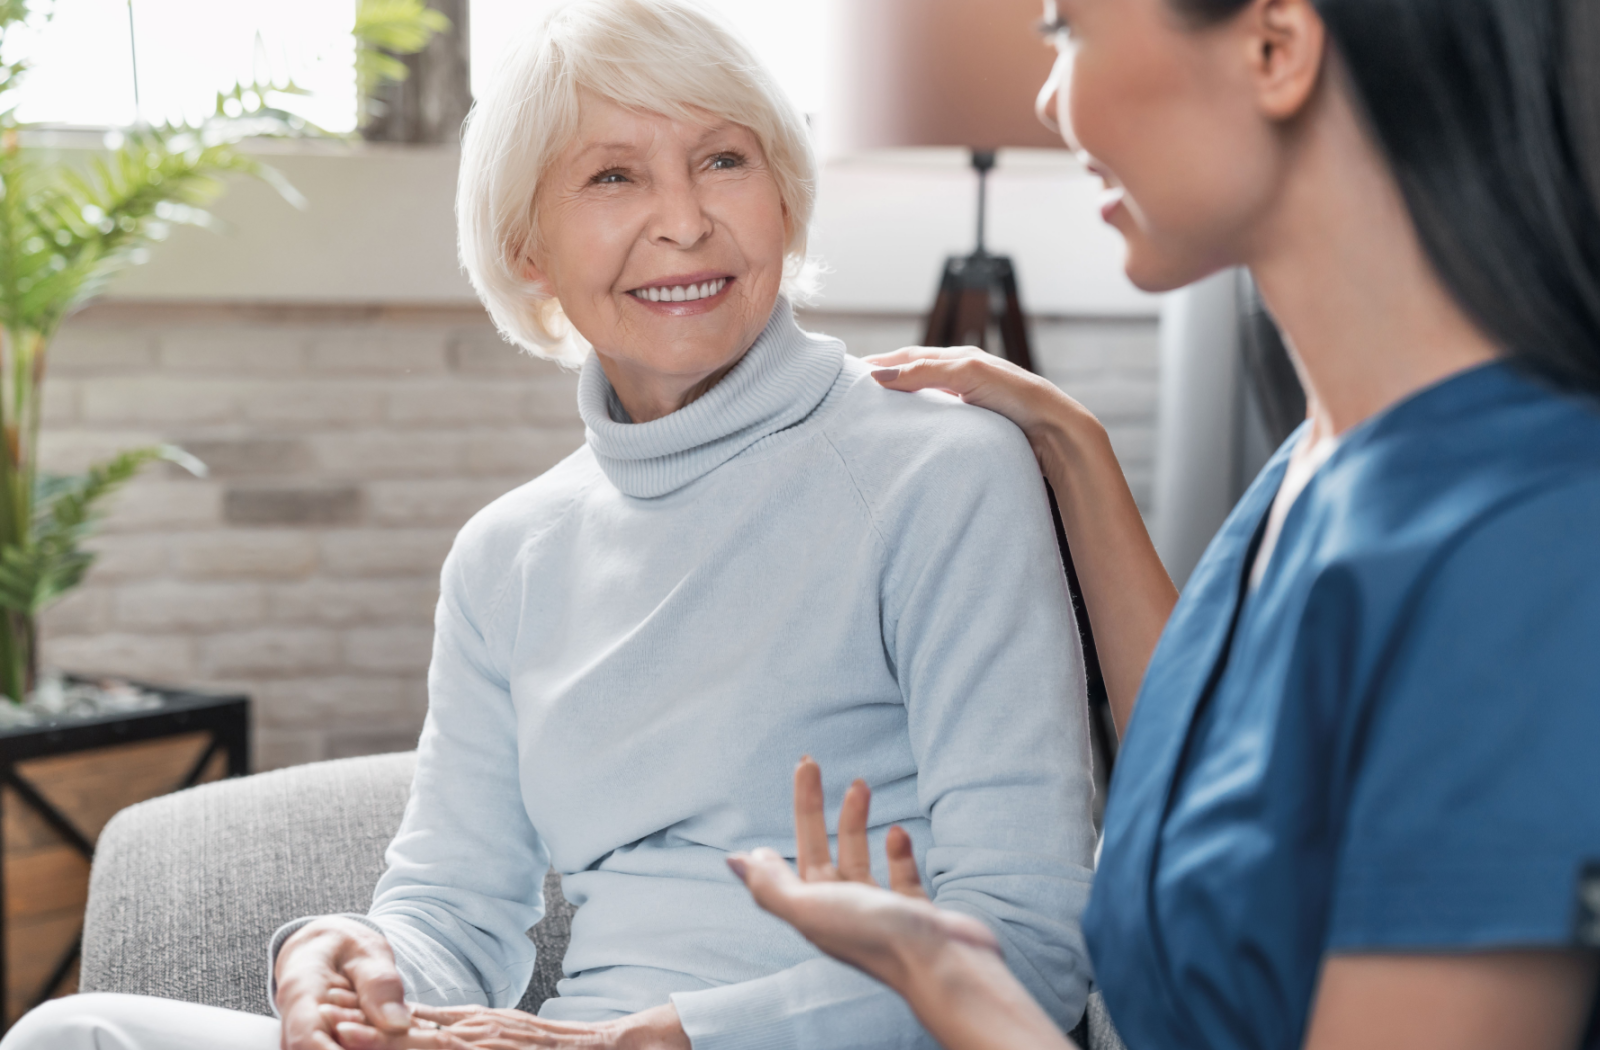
<box><xmin>590</xmin><ymin>169</ymin><xmax>629</xmax><ymax>185</ymax></box>
<box><xmin>708</xmin><ymin>152</ymin><xmax>744</xmax><ymax>170</ymax></box>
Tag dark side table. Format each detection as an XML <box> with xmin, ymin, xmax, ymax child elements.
<box><xmin>0</xmin><ymin>686</ymin><xmax>249</xmax><ymax>1028</ymax></box>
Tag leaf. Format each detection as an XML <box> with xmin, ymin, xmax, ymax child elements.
<box><xmin>354</xmin><ymin>0</ymin><xmax>451</xmax><ymax>106</ymax></box>
<box><xmin>0</xmin><ymin>445</ymin><xmax>205</xmax><ymax>616</ymax></box>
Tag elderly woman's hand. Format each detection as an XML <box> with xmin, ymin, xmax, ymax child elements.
<box><xmin>275</xmin><ymin>917</ymin><xmax>413</xmax><ymax>1050</ymax></box>
<box><xmin>322</xmin><ymin>997</ymin><xmax>689</xmax><ymax>1050</ymax></box>
<box><xmin>726</xmin><ymin>758</ymin><xmax>1001</xmax><ymax>998</ymax></box>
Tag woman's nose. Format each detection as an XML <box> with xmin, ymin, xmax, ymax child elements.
<box><xmin>649</xmin><ymin>179</ymin><xmax>714</xmax><ymax>249</ymax></box>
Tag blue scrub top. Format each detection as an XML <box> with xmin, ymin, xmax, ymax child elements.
<box><xmin>1084</xmin><ymin>362</ymin><xmax>1600</xmax><ymax>1050</ymax></box>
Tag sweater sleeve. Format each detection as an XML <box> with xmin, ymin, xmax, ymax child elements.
<box><xmin>671</xmin><ymin>409</ymin><xmax>1098</xmax><ymax>1050</ymax></box>
<box><xmin>365</xmin><ymin>540</ymin><xmax>551</xmax><ymax>1006</ymax></box>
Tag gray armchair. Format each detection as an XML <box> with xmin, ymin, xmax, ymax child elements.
<box><xmin>78</xmin><ymin>752</ymin><xmax>1125</xmax><ymax>1049</ymax></box>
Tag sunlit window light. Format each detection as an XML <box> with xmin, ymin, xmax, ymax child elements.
<box><xmin>5</xmin><ymin>0</ymin><xmax>358</xmax><ymax>133</ymax></box>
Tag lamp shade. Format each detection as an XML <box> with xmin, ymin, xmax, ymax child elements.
<box><xmin>829</xmin><ymin>0</ymin><xmax>1064</xmax><ymax>153</ymax></box>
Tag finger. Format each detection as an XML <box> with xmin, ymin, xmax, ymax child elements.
<box><xmin>333</xmin><ymin>1022</ymin><xmax>394</xmax><ymax>1050</ymax></box>
<box><xmin>835</xmin><ymin>780</ymin><xmax>875</xmax><ymax>884</ymax></box>
<box><xmin>886</xmin><ymin>825</ymin><xmax>929</xmax><ymax>899</ymax></box>
<box><xmin>872</xmin><ymin>356</ymin><xmax>991</xmax><ymax>397</ymax></box>
<box><xmin>862</xmin><ymin>346</ymin><xmax>975</xmax><ymax>366</ymax></box>
<box><xmin>793</xmin><ymin>756</ymin><xmax>836</xmax><ymax>880</ymax></box>
<box><xmin>308</xmin><ymin>1032</ymin><xmax>345</xmax><ymax>1050</ymax></box>
<box><xmin>343</xmin><ymin>952</ymin><xmax>411</xmax><ymax>1033</ymax></box>
<box><xmin>319</xmin><ymin>1003</ymin><xmax>369</xmax><ymax>1027</ymax></box>
<box><xmin>324</xmin><ymin>988</ymin><xmax>360</xmax><ymax>1008</ymax></box>
<box><xmin>736</xmin><ymin>846</ymin><xmax>808</xmax><ymax>921</ymax></box>
<box><xmin>407</xmin><ymin>1005</ymin><xmax>483</xmax><ymax>1025</ymax></box>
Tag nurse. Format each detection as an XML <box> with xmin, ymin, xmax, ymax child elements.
<box><xmin>726</xmin><ymin>0</ymin><xmax>1600</xmax><ymax>1047</ymax></box>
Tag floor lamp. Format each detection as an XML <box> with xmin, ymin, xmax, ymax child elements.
<box><xmin>832</xmin><ymin>0</ymin><xmax>1116</xmax><ymax>773</ymax></box>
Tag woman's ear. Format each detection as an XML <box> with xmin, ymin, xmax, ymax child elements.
<box><xmin>519</xmin><ymin>252</ymin><xmax>553</xmax><ymax>294</ymax></box>
<box><xmin>1246</xmin><ymin>0</ymin><xmax>1327</xmax><ymax>121</ymax></box>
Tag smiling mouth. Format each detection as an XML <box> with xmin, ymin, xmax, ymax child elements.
<box><xmin>628</xmin><ymin>277</ymin><xmax>730</xmax><ymax>303</ymax></box>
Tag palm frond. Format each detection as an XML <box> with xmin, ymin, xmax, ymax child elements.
<box><xmin>354</xmin><ymin>0</ymin><xmax>451</xmax><ymax>102</ymax></box>
<box><xmin>0</xmin><ymin>445</ymin><xmax>204</xmax><ymax>616</ymax></box>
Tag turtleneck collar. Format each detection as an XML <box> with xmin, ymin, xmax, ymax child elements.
<box><xmin>577</xmin><ymin>299</ymin><xmax>846</xmax><ymax>498</ymax></box>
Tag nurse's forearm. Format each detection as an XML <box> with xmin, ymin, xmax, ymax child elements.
<box><xmin>1033</xmin><ymin>411</ymin><xmax>1177</xmax><ymax>738</ymax></box>
<box><xmin>901</xmin><ymin>940</ymin><xmax>1080</xmax><ymax>1050</ymax></box>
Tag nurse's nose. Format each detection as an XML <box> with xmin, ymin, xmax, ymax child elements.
<box><xmin>1034</xmin><ymin>47</ymin><xmax>1078</xmax><ymax>151</ymax></box>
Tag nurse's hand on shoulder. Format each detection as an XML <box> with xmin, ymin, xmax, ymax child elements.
<box><xmin>864</xmin><ymin>346</ymin><xmax>1099</xmax><ymax>459</ymax></box>
<box><xmin>275</xmin><ymin>916</ymin><xmax>411</xmax><ymax>1050</ymax></box>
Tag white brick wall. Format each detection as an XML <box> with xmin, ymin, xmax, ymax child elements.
<box><xmin>40</xmin><ymin>302</ymin><xmax>1157</xmax><ymax>769</ymax></box>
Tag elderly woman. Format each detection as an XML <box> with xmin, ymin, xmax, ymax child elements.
<box><xmin>0</xmin><ymin>2</ymin><xmax>1096</xmax><ymax>1050</ymax></box>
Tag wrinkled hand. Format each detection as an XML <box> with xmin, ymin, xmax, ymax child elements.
<box><xmin>275</xmin><ymin>917</ymin><xmax>412</xmax><ymax>1050</ymax></box>
<box><xmin>864</xmin><ymin>346</ymin><xmax>1096</xmax><ymax>464</ymax></box>
<box><xmin>727</xmin><ymin>757</ymin><xmax>1000</xmax><ymax>998</ymax></box>
<box><xmin>321</xmin><ymin>999</ymin><xmax>689</xmax><ymax>1050</ymax></box>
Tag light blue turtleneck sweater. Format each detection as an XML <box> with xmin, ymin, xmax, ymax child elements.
<box><xmin>329</xmin><ymin>302</ymin><xmax>1097</xmax><ymax>1049</ymax></box>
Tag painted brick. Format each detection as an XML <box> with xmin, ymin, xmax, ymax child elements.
<box><xmin>325</xmin><ymin>729</ymin><xmax>424</xmax><ymax>760</ymax></box>
<box><xmin>366</xmin><ymin>479</ymin><xmax>516</xmax><ymax>527</ymax></box>
<box><xmin>1063</xmin><ymin>378</ymin><xmax>1160</xmax><ymax>425</ymax></box>
<box><xmin>41</xmin><ymin>379</ymin><xmax>79</xmax><ymax>425</ymax></box>
<box><xmin>254</xmin><ymin>728</ymin><xmax>324</xmax><ymax>771</ymax></box>
<box><xmin>244</xmin><ymin>382</ymin><xmax>386</xmax><ymax>427</ymax></box>
<box><xmin>224</xmin><ymin>485</ymin><xmax>362</xmax><ymax>527</ymax></box>
<box><xmin>344</xmin><ymin>626</ymin><xmax>435</xmax><ymax>673</ymax></box>
<box><xmin>175</xmin><ymin>438</ymin><xmax>311</xmax><ymax>478</ymax></box>
<box><xmin>101</xmin><ymin>480</ymin><xmax>222</xmax><ymax>532</ymax></box>
<box><xmin>200</xmin><ymin>628</ymin><xmax>340</xmax><ymax>677</ymax></box>
<box><xmin>266</xmin><ymin>579</ymin><xmax>438</xmax><ymax>626</ymax></box>
<box><xmin>84</xmin><ymin>534</ymin><xmax>170</xmax><ymax>580</ymax></box>
<box><xmin>463</xmin><ymin>428</ymin><xmax>584</xmax><ymax>477</ymax></box>
<box><xmin>447</xmin><ymin>332</ymin><xmax>536</xmax><ymax>376</ymax></box>
<box><xmin>254</xmin><ymin>675</ymin><xmax>428</xmax><ymax>730</ymax></box>
<box><xmin>38</xmin><ymin>430</ymin><xmax>165</xmax><ymax>475</ymax></box>
<box><xmin>43</xmin><ymin>633</ymin><xmax>196</xmax><ymax>682</ymax></box>
<box><xmin>523</xmin><ymin>375</ymin><xmax>582</xmax><ymax>424</ymax></box>
<box><xmin>81</xmin><ymin>377</ymin><xmax>242</xmax><ymax>425</ymax></box>
<box><xmin>47</xmin><ymin>329</ymin><xmax>159</xmax><ymax>373</ymax></box>
<box><xmin>114</xmin><ymin>581</ymin><xmax>266</xmax><ymax>630</ymax></box>
<box><xmin>309</xmin><ymin>332</ymin><xmax>450</xmax><ymax>376</ymax></box>
<box><xmin>173</xmin><ymin>531</ymin><xmax>320</xmax><ymax>580</ymax></box>
<box><xmin>387</xmin><ymin>383</ymin><xmax>525</xmax><ymax>426</ymax></box>
<box><xmin>310</xmin><ymin>431</ymin><xmax>466</xmax><ymax>478</ymax></box>
<box><xmin>319</xmin><ymin>529</ymin><xmax>456</xmax><ymax>577</ymax></box>
<box><xmin>160</xmin><ymin>330</ymin><xmax>310</xmax><ymax>374</ymax></box>
<box><xmin>39</xmin><ymin>587</ymin><xmax>111</xmax><ymax>636</ymax></box>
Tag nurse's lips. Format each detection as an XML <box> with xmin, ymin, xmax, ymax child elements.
<box><xmin>1085</xmin><ymin>160</ymin><xmax>1127</xmax><ymax>223</ymax></box>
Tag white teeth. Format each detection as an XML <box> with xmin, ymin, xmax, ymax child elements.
<box><xmin>633</xmin><ymin>278</ymin><xmax>727</xmax><ymax>302</ymax></box>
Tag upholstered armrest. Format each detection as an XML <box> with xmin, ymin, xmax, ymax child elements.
<box><xmin>80</xmin><ymin>751</ymin><xmax>572</xmax><ymax>1016</ymax></box>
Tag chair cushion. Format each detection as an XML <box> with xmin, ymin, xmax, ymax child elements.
<box><xmin>79</xmin><ymin>751</ymin><xmax>572</xmax><ymax>1016</ymax></box>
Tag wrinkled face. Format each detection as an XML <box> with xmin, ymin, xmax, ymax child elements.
<box><xmin>528</xmin><ymin>94</ymin><xmax>790</xmax><ymax>388</ymax></box>
<box><xmin>1037</xmin><ymin>0</ymin><xmax>1283</xmax><ymax>291</ymax></box>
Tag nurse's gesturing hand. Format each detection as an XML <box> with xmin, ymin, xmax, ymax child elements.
<box><xmin>865</xmin><ymin>346</ymin><xmax>1178</xmax><ymax>737</ymax></box>
<box><xmin>729</xmin><ymin>758</ymin><xmax>1077</xmax><ymax>1050</ymax></box>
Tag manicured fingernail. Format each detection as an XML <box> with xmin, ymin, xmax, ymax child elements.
<box><xmin>381</xmin><ymin>1002</ymin><xmax>411</xmax><ymax>1028</ymax></box>
<box><xmin>872</xmin><ymin>368</ymin><xmax>901</xmax><ymax>382</ymax></box>
<box><xmin>726</xmin><ymin>855</ymin><xmax>749</xmax><ymax>880</ymax></box>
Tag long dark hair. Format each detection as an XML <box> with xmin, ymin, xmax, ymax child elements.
<box><xmin>1175</xmin><ymin>0</ymin><xmax>1600</xmax><ymax>394</ymax></box>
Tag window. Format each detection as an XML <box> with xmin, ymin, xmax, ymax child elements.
<box><xmin>6</xmin><ymin>0</ymin><xmax>357</xmax><ymax>132</ymax></box>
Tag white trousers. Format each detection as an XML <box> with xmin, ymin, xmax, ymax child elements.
<box><xmin>0</xmin><ymin>994</ymin><xmax>280</xmax><ymax>1050</ymax></box>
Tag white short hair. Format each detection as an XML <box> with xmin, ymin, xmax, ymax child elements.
<box><xmin>457</xmin><ymin>0</ymin><xmax>819</xmax><ymax>367</ymax></box>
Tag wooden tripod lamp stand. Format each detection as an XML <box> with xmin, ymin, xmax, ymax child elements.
<box><xmin>922</xmin><ymin>148</ymin><xmax>1035</xmax><ymax>371</ymax></box>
